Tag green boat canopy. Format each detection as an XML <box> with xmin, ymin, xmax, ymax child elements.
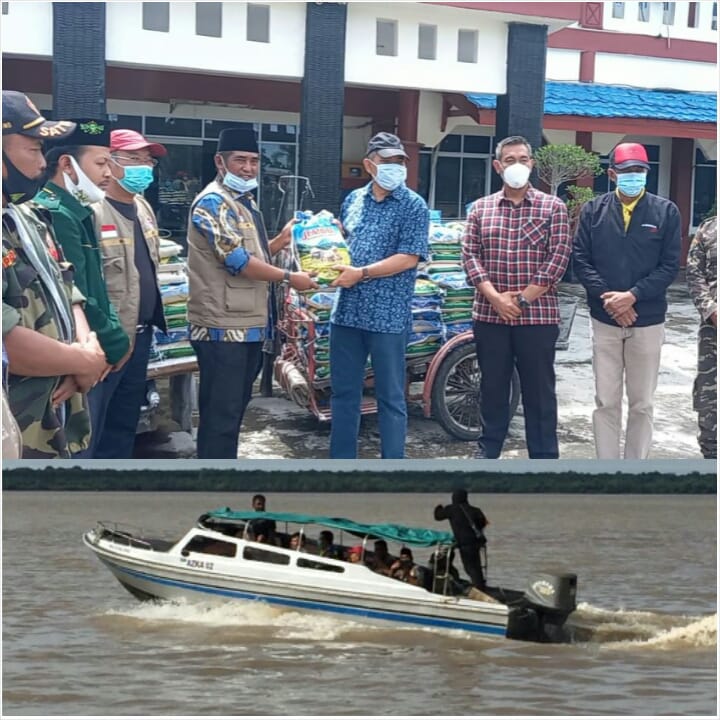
<box><xmin>203</xmin><ymin>508</ymin><xmax>456</xmax><ymax>548</ymax></box>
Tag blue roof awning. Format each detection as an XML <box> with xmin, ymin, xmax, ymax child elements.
<box><xmin>466</xmin><ymin>81</ymin><xmax>717</xmax><ymax>123</ymax></box>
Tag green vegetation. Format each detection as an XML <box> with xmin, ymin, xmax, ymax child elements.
<box><xmin>2</xmin><ymin>468</ymin><xmax>715</xmax><ymax>493</ymax></box>
<box><xmin>534</xmin><ymin>144</ymin><xmax>603</xmax><ymax>196</ymax></box>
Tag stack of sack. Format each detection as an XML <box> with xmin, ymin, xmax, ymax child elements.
<box><xmin>425</xmin><ymin>214</ymin><xmax>474</xmax><ymax>339</ymax></box>
<box><xmin>152</xmin><ymin>238</ymin><xmax>194</xmax><ymax>361</ymax></box>
<box><xmin>407</xmin><ymin>276</ymin><xmax>445</xmax><ymax>357</ymax></box>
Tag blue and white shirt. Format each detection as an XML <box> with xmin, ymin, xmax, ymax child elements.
<box><xmin>331</xmin><ymin>183</ymin><xmax>429</xmax><ymax>334</ymax></box>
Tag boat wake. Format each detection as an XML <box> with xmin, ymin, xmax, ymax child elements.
<box><xmin>101</xmin><ymin>599</ymin><xmax>368</xmax><ymax>641</ymax></box>
<box><xmin>569</xmin><ymin>602</ymin><xmax>717</xmax><ymax>649</ymax></box>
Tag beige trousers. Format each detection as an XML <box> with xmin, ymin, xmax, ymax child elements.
<box><xmin>590</xmin><ymin>319</ymin><xmax>665</xmax><ymax>459</ymax></box>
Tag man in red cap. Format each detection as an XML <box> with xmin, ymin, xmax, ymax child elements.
<box><xmin>91</xmin><ymin>129</ymin><xmax>169</xmax><ymax>458</ymax></box>
<box><xmin>573</xmin><ymin>142</ymin><xmax>681</xmax><ymax>459</ymax></box>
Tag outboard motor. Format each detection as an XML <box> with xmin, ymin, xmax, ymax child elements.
<box><xmin>507</xmin><ymin>571</ymin><xmax>577</xmax><ymax>643</ymax></box>
<box><xmin>524</xmin><ymin>571</ymin><xmax>577</xmax><ymax>616</ymax></box>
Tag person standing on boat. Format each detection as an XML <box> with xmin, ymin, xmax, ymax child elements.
<box><xmin>573</xmin><ymin>142</ymin><xmax>681</xmax><ymax>459</ymax></box>
<box><xmin>186</xmin><ymin>127</ymin><xmax>317</xmax><ymax>459</ymax></box>
<box><xmin>329</xmin><ymin>132</ymin><xmax>429</xmax><ymax>459</ymax></box>
<box><xmin>434</xmin><ymin>489</ymin><xmax>488</xmax><ymax>588</ymax></box>
<box><xmin>247</xmin><ymin>493</ymin><xmax>277</xmax><ymax>544</ymax></box>
<box><xmin>461</xmin><ymin>135</ymin><xmax>571</xmax><ymax>459</ymax></box>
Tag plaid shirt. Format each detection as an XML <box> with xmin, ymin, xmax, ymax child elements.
<box><xmin>462</xmin><ymin>186</ymin><xmax>570</xmax><ymax>325</ymax></box>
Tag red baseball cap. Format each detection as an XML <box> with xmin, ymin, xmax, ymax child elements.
<box><xmin>110</xmin><ymin>128</ymin><xmax>167</xmax><ymax>157</ymax></box>
<box><xmin>611</xmin><ymin>143</ymin><xmax>650</xmax><ymax>171</ymax></box>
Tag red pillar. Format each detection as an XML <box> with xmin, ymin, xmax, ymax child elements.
<box><xmin>669</xmin><ymin>137</ymin><xmax>694</xmax><ymax>267</ymax></box>
<box><xmin>397</xmin><ymin>89</ymin><xmax>420</xmax><ymax>191</ymax></box>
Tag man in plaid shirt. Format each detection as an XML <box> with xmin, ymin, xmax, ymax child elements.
<box><xmin>462</xmin><ymin>135</ymin><xmax>571</xmax><ymax>459</ymax></box>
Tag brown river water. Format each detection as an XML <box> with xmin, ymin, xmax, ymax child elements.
<box><xmin>2</xmin><ymin>491</ymin><xmax>716</xmax><ymax>716</ymax></box>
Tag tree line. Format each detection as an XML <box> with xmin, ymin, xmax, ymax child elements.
<box><xmin>2</xmin><ymin>468</ymin><xmax>715</xmax><ymax>493</ymax></box>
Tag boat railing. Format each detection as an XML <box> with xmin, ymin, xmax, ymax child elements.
<box><xmin>94</xmin><ymin>520</ymin><xmax>155</xmax><ymax>550</ymax></box>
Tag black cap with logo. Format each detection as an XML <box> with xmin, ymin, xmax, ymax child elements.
<box><xmin>366</xmin><ymin>132</ymin><xmax>409</xmax><ymax>159</ymax></box>
<box><xmin>2</xmin><ymin>90</ymin><xmax>76</xmax><ymax>140</ymax></box>
<box><xmin>47</xmin><ymin>119</ymin><xmax>112</xmax><ymax>149</ymax></box>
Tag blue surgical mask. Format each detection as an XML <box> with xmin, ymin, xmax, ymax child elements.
<box><xmin>117</xmin><ymin>165</ymin><xmax>155</xmax><ymax>194</ymax></box>
<box><xmin>371</xmin><ymin>161</ymin><xmax>407</xmax><ymax>191</ymax></box>
<box><xmin>221</xmin><ymin>162</ymin><xmax>258</xmax><ymax>194</ymax></box>
<box><xmin>615</xmin><ymin>172</ymin><xmax>647</xmax><ymax>198</ymax></box>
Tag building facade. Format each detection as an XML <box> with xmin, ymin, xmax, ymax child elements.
<box><xmin>2</xmin><ymin>1</ymin><xmax>716</xmax><ymax>259</ymax></box>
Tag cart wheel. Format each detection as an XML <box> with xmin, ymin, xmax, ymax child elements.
<box><xmin>431</xmin><ymin>342</ymin><xmax>521</xmax><ymax>441</ymax></box>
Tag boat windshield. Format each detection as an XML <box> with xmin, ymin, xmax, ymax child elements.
<box><xmin>201</xmin><ymin>508</ymin><xmax>455</xmax><ymax>548</ymax></box>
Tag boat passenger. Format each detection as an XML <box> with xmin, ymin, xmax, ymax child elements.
<box><xmin>390</xmin><ymin>547</ymin><xmax>421</xmax><ymax>585</ymax></box>
<box><xmin>318</xmin><ymin>530</ymin><xmax>342</xmax><ymax>559</ymax></box>
<box><xmin>346</xmin><ymin>545</ymin><xmax>364</xmax><ymax>563</ymax></box>
<box><xmin>367</xmin><ymin>539</ymin><xmax>395</xmax><ymax>575</ymax></box>
<box><xmin>289</xmin><ymin>531</ymin><xmax>305</xmax><ymax>551</ymax></box>
<box><xmin>247</xmin><ymin>494</ymin><xmax>277</xmax><ymax>545</ymax></box>
<box><xmin>434</xmin><ymin>489</ymin><xmax>488</xmax><ymax>588</ymax></box>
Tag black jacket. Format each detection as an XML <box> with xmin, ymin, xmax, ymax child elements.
<box><xmin>434</xmin><ymin>490</ymin><xmax>488</xmax><ymax>548</ymax></box>
<box><xmin>572</xmin><ymin>191</ymin><xmax>681</xmax><ymax>327</ymax></box>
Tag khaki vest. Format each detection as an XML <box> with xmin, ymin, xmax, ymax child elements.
<box><xmin>186</xmin><ymin>181</ymin><xmax>270</xmax><ymax>330</ymax></box>
<box><xmin>94</xmin><ymin>196</ymin><xmax>162</xmax><ymax>341</ymax></box>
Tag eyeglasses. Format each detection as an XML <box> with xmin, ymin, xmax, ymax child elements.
<box><xmin>110</xmin><ymin>154</ymin><xmax>159</xmax><ymax>167</ymax></box>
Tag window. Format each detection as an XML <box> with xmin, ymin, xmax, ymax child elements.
<box><xmin>142</xmin><ymin>2</ymin><xmax>169</xmax><ymax>32</ymax></box>
<box><xmin>611</xmin><ymin>2</ymin><xmax>625</xmax><ymax>19</ymax></box>
<box><xmin>662</xmin><ymin>2</ymin><xmax>675</xmax><ymax>24</ymax></box>
<box><xmin>638</xmin><ymin>2</ymin><xmax>650</xmax><ymax>21</ymax></box>
<box><xmin>182</xmin><ymin>535</ymin><xmax>236</xmax><ymax>557</ymax></box>
<box><xmin>1</xmin><ymin>3</ymin><xmax>8</xmax><ymax>15</ymax></box>
<box><xmin>196</xmin><ymin>2</ymin><xmax>222</xmax><ymax>37</ymax></box>
<box><xmin>418</xmin><ymin>24</ymin><xmax>437</xmax><ymax>60</ymax></box>
<box><xmin>713</xmin><ymin>2</ymin><xmax>718</xmax><ymax>30</ymax></box>
<box><xmin>693</xmin><ymin>147</ymin><xmax>717</xmax><ymax>226</ymax></box>
<box><xmin>376</xmin><ymin>19</ymin><xmax>397</xmax><ymax>56</ymax></box>
<box><xmin>247</xmin><ymin>3</ymin><xmax>270</xmax><ymax>43</ymax></box>
<box><xmin>297</xmin><ymin>558</ymin><xmax>345</xmax><ymax>573</ymax></box>
<box><xmin>457</xmin><ymin>29</ymin><xmax>478</xmax><ymax>63</ymax></box>
<box><xmin>687</xmin><ymin>2</ymin><xmax>699</xmax><ymax>27</ymax></box>
<box><xmin>145</xmin><ymin>116</ymin><xmax>202</xmax><ymax>137</ymax></box>
<box><xmin>243</xmin><ymin>546</ymin><xmax>290</xmax><ymax>565</ymax></box>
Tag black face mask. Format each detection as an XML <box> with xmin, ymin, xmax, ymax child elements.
<box><xmin>2</xmin><ymin>151</ymin><xmax>48</xmax><ymax>205</ymax></box>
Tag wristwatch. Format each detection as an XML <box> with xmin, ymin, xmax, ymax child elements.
<box><xmin>280</xmin><ymin>269</ymin><xmax>291</xmax><ymax>285</ymax></box>
<box><xmin>361</xmin><ymin>267</ymin><xmax>371</xmax><ymax>282</ymax></box>
<box><xmin>517</xmin><ymin>294</ymin><xmax>531</xmax><ymax>309</ymax></box>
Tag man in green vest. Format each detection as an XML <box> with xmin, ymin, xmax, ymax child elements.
<box><xmin>2</xmin><ymin>90</ymin><xmax>107</xmax><ymax>457</ymax></box>
<box><xmin>35</xmin><ymin>120</ymin><xmax>130</xmax><ymax>456</ymax></box>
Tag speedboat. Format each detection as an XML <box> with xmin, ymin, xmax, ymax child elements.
<box><xmin>83</xmin><ymin>508</ymin><xmax>578</xmax><ymax>643</ymax></box>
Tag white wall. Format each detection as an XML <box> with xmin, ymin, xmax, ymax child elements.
<box><xmin>0</xmin><ymin>1</ymin><xmax>52</xmax><ymax>57</ymax></box>
<box><xmin>345</xmin><ymin>3</ymin><xmax>507</xmax><ymax>94</ymax></box>
<box><xmin>602</xmin><ymin>1</ymin><xmax>718</xmax><ymax>42</ymax></box>
<box><xmin>546</xmin><ymin>49</ymin><xmax>581</xmax><ymax>81</ymax></box>
<box><xmin>105</xmin><ymin>2</ymin><xmax>306</xmax><ymax>80</ymax></box>
<box><xmin>595</xmin><ymin>52</ymin><xmax>718</xmax><ymax>91</ymax></box>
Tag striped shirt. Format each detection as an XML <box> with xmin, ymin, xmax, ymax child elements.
<box><xmin>462</xmin><ymin>186</ymin><xmax>571</xmax><ymax>325</ymax></box>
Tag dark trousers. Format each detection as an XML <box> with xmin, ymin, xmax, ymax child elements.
<box><xmin>473</xmin><ymin>321</ymin><xmax>559</xmax><ymax>459</ymax></box>
<box><xmin>191</xmin><ymin>340</ymin><xmax>262</xmax><ymax>459</ymax></box>
<box><xmin>458</xmin><ymin>544</ymin><xmax>485</xmax><ymax>588</ymax></box>
<box><xmin>93</xmin><ymin>328</ymin><xmax>154</xmax><ymax>459</ymax></box>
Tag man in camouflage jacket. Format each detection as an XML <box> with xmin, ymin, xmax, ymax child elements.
<box><xmin>686</xmin><ymin>215</ymin><xmax>717</xmax><ymax>459</ymax></box>
<box><xmin>2</xmin><ymin>91</ymin><xmax>106</xmax><ymax>457</ymax></box>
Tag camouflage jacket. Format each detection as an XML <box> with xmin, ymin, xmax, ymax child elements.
<box><xmin>686</xmin><ymin>216</ymin><xmax>717</xmax><ymax>326</ymax></box>
<box><xmin>1</xmin><ymin>203</ymin><xmax>91</xmax><ymax>458</ymax></box>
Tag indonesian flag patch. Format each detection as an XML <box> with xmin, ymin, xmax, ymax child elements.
<box><xmin>101</xmin><ymin>224</ymin><xmax>118</xmax><ymax>240</ymax></box>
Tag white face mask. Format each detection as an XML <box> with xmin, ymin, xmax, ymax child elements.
<box><xmin>63</xmin><ymin>155</ymin><xmax>105</xmax><ymax>206</ymax></box>
<box><xmin>502</xmin><ymin>163</ymin><xmax>532</xmax><ymax>190</ymax></box>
